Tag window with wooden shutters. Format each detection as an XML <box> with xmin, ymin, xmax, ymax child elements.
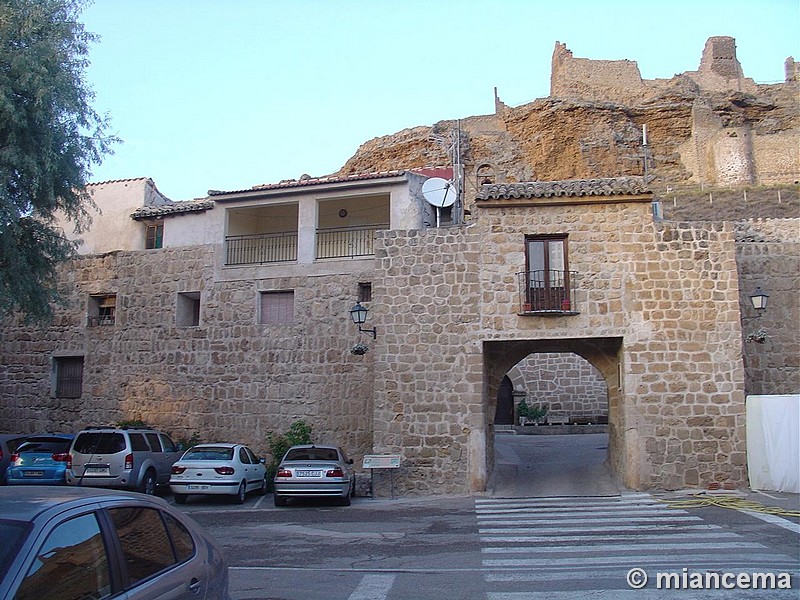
<box><xmin>525</xmin><ymin>235</ymin><xmax>572</xmax><ymax>311</ymax></box>
<box><xmin>259</xmin><ymin>291</ymin><xmax>294</xmax><ymax>325</ymax></box>
<box><xmin>54</xmin><ymin>357</ymin><xmax>84</xmax><ymax>399</ymax></box>
<box><xmin>145</xmin><ymin>221</ymin><xmax>164</xmax><ymax>249</ymax></box>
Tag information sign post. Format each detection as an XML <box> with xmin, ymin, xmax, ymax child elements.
<box><xmin>362</xmin><ymin>454</ymin><xmax>402</xmax><ymax>499</ymax></box>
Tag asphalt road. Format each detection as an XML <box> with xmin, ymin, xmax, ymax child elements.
<box><xmin>173</xmin><ymin>434</ymin><xmax>799</xmax><ymax>600</ymax></box>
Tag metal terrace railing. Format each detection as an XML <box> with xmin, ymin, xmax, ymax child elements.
<box><xmin>517</xmin><ymin>270</ymin><xmax>579</xmax><ymax>315</ymax></box>
<box><xmin>316</xmin><ymin>224</ymin><xmax>388</xmax><ymax>259</ymax></box>
<box><xmin>225</xmin><ymin>232</ymin><xmax>298</xmax><ymax>265</ymax></box>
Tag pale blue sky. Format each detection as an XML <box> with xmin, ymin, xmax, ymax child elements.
<box><xmin>81</xmin><ymin>0</ymin><xmax>799</xmax><ymax>200</ymax></box>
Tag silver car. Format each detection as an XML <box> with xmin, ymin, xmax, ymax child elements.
<box><xmin>66</xmin><ymin>426</ymin><xmax>181</xmax><ymax>494</ymax></box>
<box><xmin>273</xmin><ymin>444</ymin><xmax>354</xmax><ymax>507</ymax></box>
<box><xmin>0</xmin><ymin>486</ymin><xmax>230</xmax><ymax>599</ymax></box>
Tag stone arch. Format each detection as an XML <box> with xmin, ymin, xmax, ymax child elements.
<box><xmin>475</xmin><ymin>163</ymin><xmax>497</xmax><ymax>186</ymax></box>
<box><xmin>481</xmin><ymin>337</ymin><xmax>626</xmax><ymax>490</ymax></box>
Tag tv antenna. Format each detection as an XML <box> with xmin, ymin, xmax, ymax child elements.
<box><xmin>426</xmin><ymin>120</ymin><xmax>464</xmax><ymax>225</ymax></box>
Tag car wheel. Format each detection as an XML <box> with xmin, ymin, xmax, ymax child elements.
<box><xmin>274</xmin><ymin>493</ymin><xmax>287</xmax><ymax>507</ymax></box>
<box><xmin>257</xmin><ymin>474</ymin><xmax>268</xmax><ymax>496</ymax></box>
<box><xmin>233</xmin><ymin>481</ymin><xmax>246</xmax><ymax>504</ymax></box>
<box><xmin>174</xmin><ymin>493</ymin><xmax>188</xmax><ymax>504</ymax></box>
<box><xmin>340</xmin><ymin>493</ymin><xmax>351</xmax><ymax>507</ymax></box>
<box><xmin>140</xmin><ymin>470</ymin><xmax>156</xmax><ymax>495</ymax></box>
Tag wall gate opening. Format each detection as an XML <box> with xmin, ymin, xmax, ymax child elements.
<box><xmin>483</xmin><ymin>338</ymin><xmax>625</xmax><ymax>496</ymax></box>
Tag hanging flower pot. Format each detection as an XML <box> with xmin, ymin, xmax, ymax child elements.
<box><xmin>350</xmin><ymin>342</ymin><xmax>369</xmax><ymax>355</ymax></box>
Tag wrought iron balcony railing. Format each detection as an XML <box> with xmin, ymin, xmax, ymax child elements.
<box><xmin>517</xmin><ymin>270</ymin><xmax>579</xmax><ymax>315</ymax></box>
<box><xmin>316</xmin><ymin>224</ymin><xmax>388</xmax><ymax>259</ymax></box>
<box><xmin>225</xmin><ymin>232</ymin><xmax>298</xmax><ymax>266</ymax></box>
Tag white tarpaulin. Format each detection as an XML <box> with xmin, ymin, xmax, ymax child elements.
<box><xmin>746</xmin><ymin>395</ymin><xmax>800</xmax><ymax>493</ymax></box>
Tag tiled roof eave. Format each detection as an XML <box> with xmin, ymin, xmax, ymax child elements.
<box><xmin>476</xmin><ymin>176</ymin><xmax>651</xmax><ymax>203</ymax></box>
<box><xmin>208</xmin><ymin>170</ymin><xmax>408</xmax><ymax>199</ymax></box>
<box><xmin>131</xmin><ymin>200</ymin><xmax>214</xmax><ymax>220</ymax></box>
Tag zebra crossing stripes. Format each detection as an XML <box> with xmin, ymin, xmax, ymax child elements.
<box><xmin>475</xmin><ymin>494</ymin><xmax>799</xmax><ymax>595</ymax></box>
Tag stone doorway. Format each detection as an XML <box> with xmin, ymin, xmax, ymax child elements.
<box><xmin>494</xmin><ymin>376</ymin><xmax>514</xmax><ymax>425</ymax></box>
<box><xmin>481</xmin><ymin>337</ymin><xmax>626</xmax><ymax>495</ymax></box>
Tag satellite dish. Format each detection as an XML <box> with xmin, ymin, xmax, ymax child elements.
<box><xmin>422</xmin><ymin>177</ymin><xmax>457</xmax><ymax>208</ymax></box>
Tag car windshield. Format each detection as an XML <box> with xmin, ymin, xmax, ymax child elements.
<box><xmin>17</xmin><ymin>438</ymin><xmax>71</xmax><ymax>454</ymax></box>
<box><xmin>285</xmin><ymin>448</ymin><xmax>339</xmax><ymax>462</ymax></box>
<box><xmin>183</xmin><ymin>447</ymin><xmax>234</xmax><ymax>461</ymax></box>
<box><xmin>73</xmin><ymin>432</ymin><xmax>126</xmax><ymax>455</ymax></box>
<box><xmin>0</xmin><ymin>519</ymin><xmax>31</xmax><ymax>580</ymax></box>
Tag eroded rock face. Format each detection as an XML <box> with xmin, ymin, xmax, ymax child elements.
<box><xmin>336</xmin><ymin>38</ymin><xmax>799</xmax><ymax>191</ymax></box>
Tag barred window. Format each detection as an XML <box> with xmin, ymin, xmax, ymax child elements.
<box><xmin>259</xmin><ymin>291</ymin><xmax>294</xmax><ymax>325</ymax></box>
<box><xmin>54</xmin><ymin>357</ymin><xmax>84</xmax><ymax>399</ymax></box>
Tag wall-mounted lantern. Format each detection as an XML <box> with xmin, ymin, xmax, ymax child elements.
<box><xmin>349</xmin><ymin>302</ymin><xmax>376</xmax><ymax>339</ymax></box>
<box><xmin>749</xmin><ymin>287</ymin><xmax>769</xmax><ymax>311</ymax></box>
<box><xmin>746</xmin><ymin>287</ymin><xmax>769</xmax><ymax>344</ymax></box>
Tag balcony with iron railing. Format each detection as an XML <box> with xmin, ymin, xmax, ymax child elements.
<box><xmin>225</xmin><ymin>232</ymin><xmax>298</xmax><ymax>266</ymax></box>
<box><xmin>517</xmin><ymin>270</ymin><xmax>579</xmax><ymax>315</ymax></box>
<box><xmin>316</xmin><ymin>223</ymin><xmax>388</xmax><ymax>260</ymax></box>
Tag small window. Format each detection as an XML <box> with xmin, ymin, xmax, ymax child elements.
<box><xmin>358</xmin><ymin>282</ymin><xmax>372</xmax><ymax>303</ymax></box>
<box><xmin>177</xmin><ymin>292</ymin><xmax>201</xmax><ymax>327</ymax></box>
<box><xmin>239</xmin><ymin>447</ymin><xmax>251</xmax><ymax>464</ymax></box>
<box><xmin>159</xmin><ymin>434</ymin><xmax>176</xmax><ymax>453</ymax></box>
<box><xmin>162</xmin><ymin>513</ymin><xmax>194</xmax><ymax>563</ymax></box>
<box><xmin>110</xmin><ymin>507</ymin><xmax>175</xmax><ymax>586</ymax></box>
<box><xmin>259</xmin><ymin>291</ymin><xmax>294</xmax><ymax>325</ymax></box>
<box><xmin>145</xmin><ymin>221</ymin><xmax>164</xmax><ymax>249</ymax></box>
<box><xmin>54</xmin><ymin>356</ymin><xmax>84</xmax><ymax>399</ymax></box>
<box><xmin>15</xmin><ymin>513</ymin><xmax>111</xmax><ymax>600</ymax></box>
<box><xmin>128</xmin><ymin>433</ymin><xmax>150</xmax><ymax>452</ymax></box>
<box><xmin>89</xmin><ymin>294</ymin><xmax>116</xmax><ymax>326</ymax></box>
<box><xmin>73</xmin><ymin>432</ymin><xmax>125</xmax><ymax>455</ymax></box>
<box><xmin>145</xmin><ymin>433</ymin><xmax>162</xmax><ymax>452</ymax></box>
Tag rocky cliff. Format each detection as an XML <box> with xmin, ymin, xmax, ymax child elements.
<box><xmin>335</xmin><ymin>37</ymin><xmax>799</xmax><ymax>206</ymax></box>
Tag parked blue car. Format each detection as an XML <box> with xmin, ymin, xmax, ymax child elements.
<box><xmin>5</xmin><ymin>434</ymin><xmax>74</xmax><ymax>485</ymax></box>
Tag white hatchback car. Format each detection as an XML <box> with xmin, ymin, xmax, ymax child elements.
<box><xmin>169</xmin><ymin>444</ymin><xmax>267</xmax><ymax>504</ymax></box>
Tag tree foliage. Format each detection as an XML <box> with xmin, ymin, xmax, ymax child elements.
<box><xmin>0</xmin><ymin>0</ymin><xmax>115</xmax><ymax>321</ymax></box>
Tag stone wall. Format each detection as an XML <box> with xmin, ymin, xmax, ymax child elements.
<box><xmin>0</xmin><ymin>246</ymin><xmax>375</xmax><ymax>459</ymax></box>
<box><xmin>372</xmin><ymin>227</ymin><xmax>484</xmax><ymax>495</ymax></box>
<box><xmin>474</xmin><ymin>189</ymin><xmax>746</xmax><ymax>490</ymax></box>
<box><xmin>509</xmin><ymin>353</ymin><xmax>607</xmax><ymax>420</ymax></box>
<box><xmin>735</xmin><ymin>218</ymin><xmax>800</xmax><ymax>395</ymax></box>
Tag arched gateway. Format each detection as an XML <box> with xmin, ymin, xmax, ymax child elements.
<box><xmin>372</xmin><ymin>176</ymin><xmax>747</xmax><ymax>495</ymax></box>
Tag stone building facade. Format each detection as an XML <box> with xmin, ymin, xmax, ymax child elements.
<box><xmin>1</xmin><ymin>172</ymin><xmax>797</xmax><ymax>495</ymax></box>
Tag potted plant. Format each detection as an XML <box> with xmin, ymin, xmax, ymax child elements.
<box><xmin>517</xmin><ymin>399</ymin><xmax>530</xmax><ymax>425</ymax></box>
<box><xmin>527</xmin><ymin>404</ymin><xmax>549</xmax><ymax>425</ymax></box>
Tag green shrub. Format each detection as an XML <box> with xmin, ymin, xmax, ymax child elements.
<box><xmin>266</xmin><ymin>420</ymin><xmax>313</xmax><ymax>485</ymax></box>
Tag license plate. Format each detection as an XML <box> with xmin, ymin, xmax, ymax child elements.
<box><xmin>296</xmin><ymin>470</ymin><xmax>321</xmax><ymax>477</ymax></box>
<box><xmin>24</xmin><ymin>471</ymin><xmax>44</xmax><ymax>477</ymax></box>
<box><xmin>85</xmin><ymin>467</ymin><xmax>109</xmax><ymax>475</ymax></box>
<box><xmin>187</xmin><ymin>484</ymin><xmax>210</xmax><ymax>491</ymax></box>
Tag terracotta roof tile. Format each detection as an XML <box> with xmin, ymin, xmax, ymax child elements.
<box><xmin>207</xmin><ymin>170</ymin><xmax>407</xmax><ymax>196</ymax></box>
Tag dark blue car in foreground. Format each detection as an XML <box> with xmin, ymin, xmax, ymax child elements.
<box><xmin>5</xmin><ymin>434</ymin><xmax>73</xmax><ymax>485</ymax></box>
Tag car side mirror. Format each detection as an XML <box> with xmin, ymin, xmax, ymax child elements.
<box><xmin>348</xmin><ymin>459</ymin><xmax>354</xmax><ymax>465</ymax></box>
<box><xmin>176</xmin><ymin>443</ymin><xmax>185</xmax><ymax>451</ymax></box>
<box><xmin>260</xmin><ymin>458</ymin><xmax>266</xmax><ymax>464</ymax></box>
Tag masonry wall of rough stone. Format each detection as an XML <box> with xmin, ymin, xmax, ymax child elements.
<box><xmin>475</xmin><ymin>199</ymin><xmax>746</xmax><ymax>490</ymax></box>
<box><xmin>735</xmin><ymin>218</ymin><xmax>800</xmax><ymax>395</ymax></box>
<box><xmin>372</xmin><ymin>228</ymin><xmax>484</xmax><ymax>495</ymax></box>
<box><xmin>510</xmin><ymin>353</ymin><xmax>607</xmax><ymax>420</ymax></box>
<box><xmin>0</xmin><ymin>246</ymin><xmax>375</xmax><ymax>460</ymax></box>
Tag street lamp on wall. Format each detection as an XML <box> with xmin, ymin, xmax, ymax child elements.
<box><xmin>746</xmin><ymin>286</ymin><xmax>768</xmax><ymax>344</ymax></box>
<box><xmin>349</xmin><ymin>302</ymin><xmax>377</xmax><ymax>339</ymax></box>
<box><xmin>749</xmin><ymin>287</ymin><xmax>769</xmax><ymax>311</ymax></box>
